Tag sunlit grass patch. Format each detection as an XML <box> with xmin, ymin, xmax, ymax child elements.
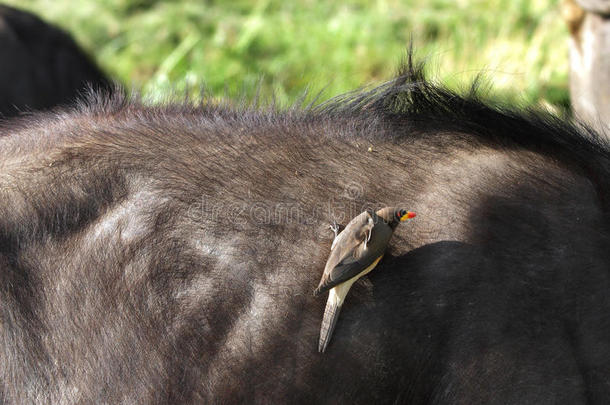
<box><xmin>5</xmin><ymin>0</ymin><xmax>568</xmax><ymax>108</ymax></box>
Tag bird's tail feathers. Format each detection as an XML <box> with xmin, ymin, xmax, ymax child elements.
<box><xmin>318</xmin><ymin>298</ymin><xmax>343</xmax><ymax>353</ymax></box>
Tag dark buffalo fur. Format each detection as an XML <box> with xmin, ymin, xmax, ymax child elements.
<box><xmin>0</xmin><ymin>5</ymin><xmax>112</xmax><ymax>118</ymax></box>
<box><xmin>0</xmin><ymin>54</ymin><xmax>609</xmax><ymax>404</ymax></box>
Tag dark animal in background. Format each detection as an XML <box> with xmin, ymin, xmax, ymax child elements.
<box><xmin>0</xmin><ymin>5</ymin><xmax>111</xmax><ymax>118</ymax></box>
<box><xmin>0</xmin><ymin>54</ymin><xmax>609</xmax><ymax>404</ymax></box>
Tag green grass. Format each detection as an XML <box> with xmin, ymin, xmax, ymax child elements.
<box><xmin>5</xmin><ymin>0</ymin><xmax>569</xmax><ymax>109</ymax></box>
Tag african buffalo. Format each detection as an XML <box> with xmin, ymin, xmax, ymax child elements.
<box><xmin>0</xmin><ymin>55</ymin><xmax>609</xmax><ymax>404</ymax></box>
<box><xmin>0</xmin><ymin>5</ymin><xmax>111</xmax><ymax>118</ymax></box>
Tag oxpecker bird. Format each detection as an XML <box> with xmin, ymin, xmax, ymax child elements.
<box><xmin>314</xmin><ymin>207</ymin><xmax>416</xmax><ymax>352</ymax></box>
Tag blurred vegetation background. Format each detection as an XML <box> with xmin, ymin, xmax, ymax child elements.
<box><xmin>4</xmin><ymin>0</ymin><xmax>569</xmax><ymax>108</ymax></box>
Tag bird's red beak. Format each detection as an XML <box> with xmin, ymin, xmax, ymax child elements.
<box><xmin>400</xmin><ymin>211</ymin><xmax>416</xmax><ymax>221</ymax></box>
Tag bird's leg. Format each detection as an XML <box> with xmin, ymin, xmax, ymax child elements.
<box><xmin>329</xmin><ymin>221</ymin><xmax>344</xmax><ymax>250</ymax></box>
<box><xmin>329</xmin><ymin>221</ymin><xmax>341</xmax><ymax>239</ymax></box>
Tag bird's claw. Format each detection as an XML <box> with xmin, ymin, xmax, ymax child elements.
<box><xmin>329</xmin><ymin>221</ymin><xmax>341</xmax><ymax>238</ymax></box>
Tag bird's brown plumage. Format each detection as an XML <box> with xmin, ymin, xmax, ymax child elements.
<box><xmin>314</xmin><ymin>209</ymin><xmax>393</xmax><ymax>296</ymax></box>
<box><xmin>315</xmin><ymin>207</ymin><xmax>415</xmax><ymax>352</ymax></box>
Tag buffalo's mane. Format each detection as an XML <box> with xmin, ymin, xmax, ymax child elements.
<box><xmin>3</xmin><ymin>50</ymin><xmax>610</xmax><ymax>207</ymax></box>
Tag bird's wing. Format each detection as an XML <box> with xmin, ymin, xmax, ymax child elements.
<box><xmin>331</xmin><ymin>211</ymin><xmax>375</xmax><ymax>265</ymax></box>
<box><xmin>314</xmin><ymin>212</ymin><xmax>380</xmax><ymax>295</ymax></box>
<box><xmin>322</xmin><ymin>232</ymin><xmax>389</xmax><ymax>291</ymax></box>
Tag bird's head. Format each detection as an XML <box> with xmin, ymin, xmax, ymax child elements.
<box><xmin>376</xmin><ymin>207</ymin><xmax>416</xmax><ymax>226</ymax></box>
<box><xmin>396</xmin><ymin>209</ymin><xmax>416</xmax><ymax>222</ymax></box>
